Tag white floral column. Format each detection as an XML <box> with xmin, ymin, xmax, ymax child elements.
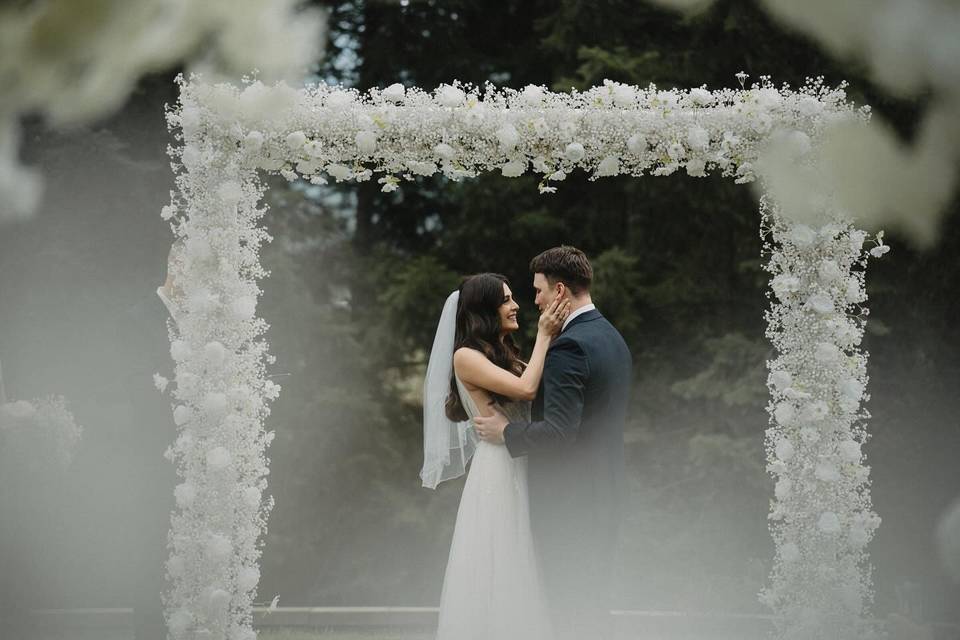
<box><xmin>159</xmin><ymin>76</ymin><xmax>279</xmax><ymax>640</ymax></box>
<box><xmin>758</xmin><ymin>194</ymin><xmax>887</xmax><ymax>639</ymax></box>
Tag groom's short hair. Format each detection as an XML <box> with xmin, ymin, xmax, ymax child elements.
<box><xmin>530</xmin><ymin>245</ymin><xmax>593</xmax><ymax>295</ymax></box>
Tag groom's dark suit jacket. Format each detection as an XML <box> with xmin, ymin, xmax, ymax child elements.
<box><xmin>504</xmin><ymin>308</ymin><xmax>632</xmax><ymax>635</ymax></box>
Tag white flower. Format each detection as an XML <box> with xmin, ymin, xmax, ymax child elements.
<box><xmin>815</xmin><ymin>342</ymin><xmax>842</xmax><ymax>364</ymax></box>
<box><xmin>437</xmin><ymin>85</ymin><xmax>465</xmax><ymax>107</ymax></box>
<box><xmin>496</xmin><ymin>124</ymin><xmax>520</xmax><ymax>150</ymax></box>
<box><xmin>839</xmin><ymin>378</ymin><xmax>865</xmax><ymax>402</ymax></box>
<box><xmin>229</xmin><ymin>296</ymin><xmax>257</xmax><ymax>321</ymax></box>
<box><xmin>326</xmin><ymin>163</ymin><xmax>352</xmax><ymax>181</ymax></box>
<box><xmin>781</xmin><ymin>541</ymin><xmax>800</xmax><ymax>563</ymax></box>
<box><xmin>788</xmin><ymin>224</ymin><xmax>816</xmax><ymax>248</ymax></box>
<box><xmin>801</xmin><ymin>399</ymin><xmax>828</xmax><ymax>424</ymax></box>
<box><xmin>217</xmin><ymin>180</ymin><xmax>244</xmax><ymax>207</ymax></box>
<box><xmin>550</xmin><ymin>170</ymin><xmax>567</xmax><ymax>182</ymax></box>
<box><xmin>181</xmin><ymin>144</ymin><xmax>202</xmax><ymax>169</ymax></box>
<box><xmin>807</xmin><ymin>292</ymin><xmax>835</xmax><ymax>315</ymax></box>
<box><xmin>204</xmin><ymin>341</ymin><xmax>228</xmax><ymax>369</ymax></box>
<box><xmin>206</xmin><ymin>446</ymin><xmax>232</xmax><ymax>470</ymax></box>
<box><xmin>771</xmin><ymin>274</ymin><xmax>801</xmax><ymax>299</ymax></box>
<box><xmin>206</xmin><ymin>532</ymin><xmax>233</xmax><ymax>558</ymax></box>
<box><xmin>770</xmin><ymin>370</ymin><xmax>793</xmax><ymax>390</ymax></box>
<box><xmin>656</xmin><ymin>91</ymin><xmax>679</xmax><ymax>109</ymax></box>
<box><xmin>595</xmin><ymin>156</ymin><xmax>620</xmax><ymax>177</ymax></box>
<box><xmin>775</xmin><ymin>478</ymin><xmax>793</xmax><ymax>500</ymax></box>
<box><xmin>168</xmin><ymin>609</ymin><xmax>192</xmax><ymax>636</ymax></box>
<box><xmin>153</xmin><ymin>373</ymin><xmax>169</xmax><ymax>393</ymax></box>
<box><xmin>238</xmin><ymin>566</ymin><xmax>261</xmax><ymax>591</ymax></box>
<box><xmin>800</xmin><ymin>426</ymin><xmax>820</xmax><ymax>443</ymax></box>
<box><xmin>565</xmin><ymin>142</ymin><xmax>586</xmax><ymax>162</ymax></box>
<box><xmin>500</xmin><ymin>160</ymin><xmax>526</xmax><ymax>178</ymax></box>
<box><xmin>174</xmin><ymin>482</ymin><xmax>196</xmax><ymax>508</ymax></box>
<box><xmin>304</xmin><ymin>140</ymin><xmax>324</xmax><ymax>158</ymax></box>
<box><xmin>355</xmin><ymin>130</ymin><xmax>377</xmax><ymax>155</ymax></box>
<box><xmin>433</xmin><ymin>143</ymin><xmax>456</xmax><ymax>161</ymax></box>
<box><xmin>202</xmin><ymin>392</ymin><xmax>228</xmax><ymax>420</ymax></box>
<box><xmin>798</xmin><ymin>95</ymin><xmax>822</xmax><ymax>116</ymax></box>
<box><xmin>382</xmin><ymin>83</ymin><xmax>405</xmax><ymax>103</ymax></box>
<box><xmin>185</xmin><ymin>236</ymin><xmax>212</xmax><ymax>261</ymax></box>
<box><xmin>849</xmin><ymin>524</ymin><xmax>870</xmax><ymax>549</ymax></box>
<box><xmin>521</xmin><ymin>84</ymin><xmax>545</xmax><ymax>106</ymax></box>
<box><xmin>839</xmin><ymin>439</ymin><xmax>862</xmax><ymax>462</ymax></box>
<box><xmin>160</xmin><ymin>205</ymin><xmax>177</xmax><ymax>220</ymax></box>
<box><xmin>775</xmin><ymin>438</ymin><xmax>795</xmax><ymax>462</ymax></box>
<box><xmin>689</xmin><ymin>87</ymin><xmax>714</xmax><ymax>106</ymax></box>
<box><xmin>815</xmin><ymin>462</ymin><xmax>840</xmax><ymax>482</ymax></box>
<box><xmin>845</xmin><ymin>278</ymin><xmax>866</xmax><ymax>303</ymax></box>
<box><xmin>173</xmin><ymin>404</ymin><xmax>194</xmax><ymax>426</ymax></box>
<box><xmin>784</xmin><ymin>387</ymin><xmax>811</xmax><ymax>401</ymax></box>
<box><xmin>206</xmin><ymin>588</ymin><xmax>230</xmax><ymax>613</ymax></box>
<box><xmin>263</xmin><ymin>380</ymin><xmax>282</xmax><ymax>400</ymax></box>
<box><xmin>325</xmin><ymin>90</ymin><xmax>353</xmax><ymax>109</ymax></box>
<box><xmin>529</xmin><ymin>117</ymin><xmax>549</xmax><ymax>138</ymax></box>
<box><xmin>175</xmin><ymin>372</ymin><xmax>199</xmax><ymax>398</ymax></box>
<box><xmin>757</xmin><ymin>88</ymin><xmax>782</xmax><ymax>110</ymax></box>
<box><xmin>285</xmin><ymin>131</ymin><xmax>307</xmax><ymax>151</ymax></box>
<box><xmin>849</xmin><ymin>229</ymin><xmax>868</xmax><ymax>252</ymax></box>
<box><xmin>870</xmin><ymin>244</ymin><xmax>890</xmax><ymax>258</ymax></box>
<box><xmin>378</xmin><ymin>176</ymin><xmax>399</xmax><ymax>192</ymax></box>
<box><xmin>667</xmin><ymin>142</ymin><xmax>685</xmax><ymax>161</ymax></box>
<box><xmin>818</xmin><ymin>511</ymin><xmax>842</xmax><ymax>534</ymax></box>
<box><xmin>686</xmin><ymin>126</ymin><xmax>709</xmax><ymax>151</ymax></box>
<box><xmin>243</xmin><ymin>131</ymin><xmax>264</xmax><ymax>152</ymax></box>
<box><xmin>243</xmin><ymin>486</ymin><xmax>262</xmax><ymax>508</ymax></box>
<box><xmin>626</xmin><ymin>133</ymin><xmax>646</xmax><ymax>154</ymax></box>
<box><xmin>817</xmin><ymin>260</ymin><xmax>843</xmax><ymax>284</ymax></box>
<box><xmin>167</xmin><ymin>555</ymin><xmax>185</xmax><ymax>578</ymax></box>
<box><xmin>685</xmin><ymin>158</ymin><xmax>707</xmax><ymax>177</ymax></box>
<box><xmin>775</xmin><ymin>401</ymin><xmax>796</xmax><ymax>426</ymax></box>
<box><xmin>405</xmin><ymin>160</ymin><xmax>437</xmax><ymax>176</ymax></box>
<box><xmin>611</xmin><ymin>83</ymin><xmax>636</xmax><ymax>107</ymax></box>
<box><xmin>1</xmin><ymin>400</ymin><xmax>36</xmax><ymax>421</ymax></box>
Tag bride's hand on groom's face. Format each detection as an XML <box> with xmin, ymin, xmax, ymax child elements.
<box><xmin>474</xmin><ymin>409</ymin><xmax>508</xmax><ymax>444</ymax></box>
<box><xmin>538</xmin><ymin>296</ymin><xmax>571</xmax><ymax>337</ymax></box>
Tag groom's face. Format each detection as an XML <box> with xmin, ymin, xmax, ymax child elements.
<box><xmin>532</xmin><ymin>272</ymin><xmax>563</xmax><ymax>312</ymax></box>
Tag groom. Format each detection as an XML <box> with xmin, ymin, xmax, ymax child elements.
<box><xmin>474</xmin><ymin>245</ymin><xmax>632</xmax><ymax>640</ymax></box>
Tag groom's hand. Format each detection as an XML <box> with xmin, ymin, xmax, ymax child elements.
<box><xmin>473</xmin><ymin>409</ymin><xmax>508</xmax><ymax>444</ymax></box>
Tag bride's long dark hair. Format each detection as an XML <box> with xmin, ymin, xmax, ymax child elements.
<box><xmin>445</xmin><ymin>273</ymin><xmax>523</xmax><ymax>422</ymax></box>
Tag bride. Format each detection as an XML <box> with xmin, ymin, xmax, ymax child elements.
<box><xmin>420</xmin><ymin>272</ymin><xmax>569</xmax><ymax>640</ymax></box>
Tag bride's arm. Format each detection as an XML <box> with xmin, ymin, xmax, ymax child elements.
<box><xmin>454</xmin><ymin>297</ymin><xmax>569</xmax><ymax>401</ymax></box>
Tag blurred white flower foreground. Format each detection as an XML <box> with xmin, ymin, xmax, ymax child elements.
<box><xmin>0</xmin><ymin>0</ymin><xmax>326</xmax><ymax>221</ymax></box>
<box><xmin>652</xmin><ymin>0</ymin><xmax>960</xmax><ymax>247</ymax></box>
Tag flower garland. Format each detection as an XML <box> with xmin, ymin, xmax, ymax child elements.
<box><xmin>758</xmin><ymin>194</ymin><xmax>886</xmax><ymax>639</ymax></box>
<box><xmin>161</xmin><ymin>74</ymin><xmax>875</xmax><ymax>640</ymax></box>
<box><xmin>160</xmin><ymin>77</ymin><xmax>278</xmax><ymax>640</ymax></box>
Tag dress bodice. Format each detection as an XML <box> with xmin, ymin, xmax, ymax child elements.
<box><xmin>454</xmin><ymin>374</ymin><xmax>531</xmax><ymax>424</ymax></box>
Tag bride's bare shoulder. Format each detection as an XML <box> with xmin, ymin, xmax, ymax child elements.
<box><xmin>453</xmin><ymin>347</ymin><xmax>486</xmax><ymax>363</ymax></box>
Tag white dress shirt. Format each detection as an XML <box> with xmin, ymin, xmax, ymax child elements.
<box><xmin>561</xmin><ymin>303</ymin><xmax>596</xmax><ymax>332</ymax></box>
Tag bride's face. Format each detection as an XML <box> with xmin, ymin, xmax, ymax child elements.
<box><xmin>498</xmin><ymin>282</ymin><xmax>520</xmax><ymax>334</ymax></box>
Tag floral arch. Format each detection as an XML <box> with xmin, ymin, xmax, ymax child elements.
<box><xmin>159</xmin><ymin>75</ymin><xmax>886</xmax><ymax>640</ymax></box>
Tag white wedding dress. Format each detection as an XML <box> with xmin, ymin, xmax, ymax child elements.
<box><xmin>435</xmin><ymin>375</ymin><xmax>553</xmax><ymax>640</ymax></box>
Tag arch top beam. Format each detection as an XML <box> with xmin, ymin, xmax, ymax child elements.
<box><xmin>169</xmin><ymin>75</ymin><xmax>867</xmax><ymax>194</ymax></box>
